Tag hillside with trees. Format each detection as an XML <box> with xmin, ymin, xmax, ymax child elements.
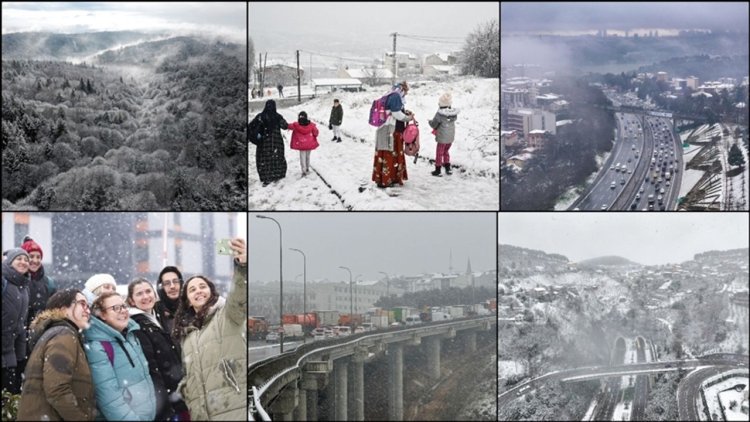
<box><xmin>2</xmin><ymin>35</ymin><xmax>247</xmax><ymax>210</ymax></box>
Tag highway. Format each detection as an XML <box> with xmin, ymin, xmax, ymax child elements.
<box><xmin>571</xmin><ymin>92</ymin><xmax>684</xmax><ymax>210</ymax></box>
<box><xmin>498</xmin><ymin>354</ymin><xmax>749</xmax><ymax>415</ymax></box>
<box><xmin>676</xmin><ymin>365</ymin><xmax>734</xmax><ymax>421</ymax></box>
<box><xmin>631</xmin><ymin>337</ymin><xmax>648</xmax><ymax>421</ymax></box>
<box><xmin>593</xmin><ymin>338</ymin><xmax>626</xmax><ymax>420</ymax></box>
<box><xmin>573</xmin><ymin>113</ymin><xmax>645</xmax><ymax>210</ymax></box>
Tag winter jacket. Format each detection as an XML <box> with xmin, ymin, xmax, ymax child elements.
<box><xmin>178</xmin><ymin>261</ymin><xmax>247</xmax><ymax>421</ymax></box>
<box><xmin>155</xmin><ymin>287</ymin><xmax>179</xmax><ymax>334</ymax></box>
<box><xmin>84</xmin><ymin>317</ymin><xmax>156</xmax><ymax>421</ymax></box>
<box><xmin>288</xmin><ymin>121</ymin><xmax>320</xmax><ymax>151</ymax></box>
<box><xmin>130</xmin><ymin>309</ymin><xmax>186</xmax><ymax>421</ymax></box>
<box><xmin>17</xmin><ymin>309</ymin><xmax>96</xmax><ymax>421</ymax></box>
<box><xmin>428</xmin><ymin>107</ymin><xmax>460</xmax><ymax>144</ymax></box>
<box><xmin>2</xmin><ymin>262</ymin><xmax>30</xmax><ymax>368</ymax></box>
<box><xmin>329</xmin><ymin>104</ymin><xmax>344</xmax><ymax>126</ymax></box>
<box><xmin>27</xmin><ymin>265</ymin><xmax>57</xmax><ymax>333</ymax></box>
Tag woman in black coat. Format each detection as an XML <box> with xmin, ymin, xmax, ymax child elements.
<box><xmin>126</xmin><ymin>279</ymin><xmax>189</xmax><ymax>421</ymax></box>
<box><xmin>249</xmin><ymin>99</ymin><xmax>288</xmax><ymax>186</ymax></box>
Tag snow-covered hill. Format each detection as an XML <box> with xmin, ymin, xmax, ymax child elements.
<box><xmin>248</xmin><ymin>77</ymin><xmax>499</xmax><ymax>210</ymax></box>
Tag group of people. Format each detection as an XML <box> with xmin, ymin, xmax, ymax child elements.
<box><xmin>249</xmin><ymin>98</ymin><xmax>344</xmax><ymax>185</ymax></box>
<box><xmin>2</xmin><ymin>237</ymin><xmax>248</xmax><ymax>421</ymax></box>
<box><xmin>248</xmin><ymin>81</ymin><xmax>459</xmax><ymax>190</ymax></box>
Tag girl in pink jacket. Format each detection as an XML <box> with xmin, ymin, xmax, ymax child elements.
<box><xmin>287</xmin><ymin>111</ymin><xmax>320</xmax><ymax>176</ymax></box>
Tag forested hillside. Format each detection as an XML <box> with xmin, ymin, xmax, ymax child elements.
<box><xmin>2</xmin><ymin>36</ymin><xmax>247</xmax><ymax>210</ymax></box>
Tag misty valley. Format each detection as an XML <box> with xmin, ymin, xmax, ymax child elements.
<box><xmin>2</xmin><ymin>32</ymin><xmax>247</xmax><ymax>210</ymax></box>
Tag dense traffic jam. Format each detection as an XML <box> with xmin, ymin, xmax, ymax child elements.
<box><xmin>249</xmin><ymin>300</ymin><xmax>497</xmax><ymax>343</ymax></box>
<box><xmin>608</xmin><ymin>115</ymin><xmax>679</xmax><ymax>211</ymax></box>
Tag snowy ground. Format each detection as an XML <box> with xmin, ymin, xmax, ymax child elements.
<box><xmin>702</xmin><ymin>373</ymin><xmax>749</xmax><ymax>421</ymax></box>
<box><xmin>248</xmin><ymin>77</ymin><xmax>499</xmax><ymax>210</ymax></box>
<box><xmin>498</xmin><ymin>360</ymin><xmax>526</xmax><ymax>379</ymax></box>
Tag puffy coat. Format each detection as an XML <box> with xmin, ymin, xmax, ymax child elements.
<box><xmin>84</xmin><ymin>317</ymin><xmax>156</xmax><ymax>421</ymax></box>
<box><xmin>17</xmin><ymin>309</ymin><xmax>96</xmax><ymax>421</ymax></box>
<box><xmin>329</xmin><ymin>104</ymin><xmax>344</xmax><ymax>126</ymax></box>
<box><xmin>2</xmin><ymin>262</ymin><xmax>30</xmax><ymax>368</ymax></box>
<box><xmin>130</xmin><ymin>309</ymin><xmax>186</xmax><ymax>420</ymax></box>
<box><xmin>428</xmin><ymin>107</ymin><xmax>460</xmax><ymax>144</ymax></box>
<box><xmin>178</xmin><ymin>262</ymin><xmax>247</xmax><ymax>421</ymax></box>
<box><xmin>288</xmin><ymin>121</ymin><xmax>320</xmax><ymax>151</ymax></box>
<box><xmin>27</xmin><ymin>265</ymin><xmax>57</xmax><ymax>328</ymax></box>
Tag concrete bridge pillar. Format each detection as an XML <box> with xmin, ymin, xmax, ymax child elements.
<box><xmin>426</xmin><ymin>336</ymin><xmax>441</xmax><ymax>379</ymax></box>
<box><xmin>301</xmin><ymin>362</ymin><xmax>331</xmax><ymax>421</ymax></box>
<box><xmin>294</xmin><ymin>383</ymin><xmax>307</xmax><ymax>421</ymax></box>
<box><xmin>350</xmin><ymin>347</ymin><xmax>367</xmax><ymax>421</ymax></box>
<box><xmin>334</xmin><ymin>358</ymin><xmax>349</xmax><ymax>421</ymax></box>
<box><xmin>389</xmin><ymin>343</ymin><xmax>404</xmax><ymax>421</ymax></box>
<box><xmin>269</xmin><ymin>385</ymin><xmax>298</xmax><ymax>421</ymax></box>
<box><xmin>465</xmin><ymin>331</ymin><xmax>477</xmax><ymax>353</ymax></box>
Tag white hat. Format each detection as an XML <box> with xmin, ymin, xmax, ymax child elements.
<box><xmin>439</xmin><ymin>92</ymin><xmax>453</xmax><ymax>107</ymax></box>
<box><xmin>85</xmin><ymin>273</ymin><xmax>116</xmax><ymax>294</ymax></box>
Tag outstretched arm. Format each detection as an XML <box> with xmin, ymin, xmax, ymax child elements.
<box><xmin>225</xmin><ymin>238</ymin><xmax>247</xmax><ymax>327</ymax></box>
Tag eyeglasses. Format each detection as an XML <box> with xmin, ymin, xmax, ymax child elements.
<box><xmin>162</xmin><ymin>278</ymin><xmax>181</xmax><ymax>287</ymax></box>
<box><xmin>104</xmin><ymin>304</ymin><xmax>129</xmax><ymax>313</ymax></box>
<box><xmin>73</xmin><ymin>300</ymin><xmax>89</xmax><ymax>310</ymax></box>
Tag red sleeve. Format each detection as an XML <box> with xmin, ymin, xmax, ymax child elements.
<box><xmin>313</xmin><ymin>124</ymin><xmax>319</xmax><ymax>137</ymax></box>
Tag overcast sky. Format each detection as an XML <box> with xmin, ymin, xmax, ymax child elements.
<box><xmin>249</xmin><ymin>1</ymin><xmax>498</xmax><ymax>62</ymax></box>
<box><xmin>1</xmin><ymin>2</ymin><xmax>246</xmax><ymax>42</ymax></box>
<box><xmin>249</xmin><ymin>213</ymin><xmax>496</xmax><ymax>284</ymax></box>
<box><xmin>499</xmin><ymin>213</ymin><xmax>749</xmax><ymax>265</ymax></box>
<box><xmin>501</xmin><ymin>2</ymin><xmax>749</xmax><ymax>33</ymax></box>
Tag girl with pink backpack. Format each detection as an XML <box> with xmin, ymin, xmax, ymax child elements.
<box><xmin>287</xmin><ymin>111</ymin><xmax>319</xmax><ymax>176</ymax></box>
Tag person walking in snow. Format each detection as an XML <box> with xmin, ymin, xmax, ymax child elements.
<box><xmin>277</xmin><ymin>83</ymin><xmax>284</xmax><ymax>98</ymax></box>
<box><xmin>127</xmin><ymin>278</ymin><xmax>189</xmax><ymax>421</ymax></box>
<box><xmin>372</xmin><ymin>81</ymin><xmax>413</xmax><ymax>188</ymax></box>
<box><xmin>329</xmin><ymin>99</ymin><xmax>344</xmax><ymax>142</ymax></box>
<box><xmin>171</xmin><ymin>238</ymin><xmax>247</xmax><ymax>421</ymax></box>
<box><xmin>249</xmin><ymin>99</ymin><xmax>289</xmax><ymax>186</ymax></box>
<box><xmin>17</xmin><ymin>289</ymin><xmax>96</xmax><ymax>421</ymax></box>
<box><xmin>287</xmin><ymin>111</ymin><xmax>319</xmax><ymax>176</ymax></box>
<box><xmin>428</xmin><ymin>92</ymin><xmax>460</xmax><ymax>177</ymax></box>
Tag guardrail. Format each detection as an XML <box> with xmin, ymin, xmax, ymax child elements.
<box><xmin>249</xmin><ymin>316</ymin><xmax>494</xmax><ymax>420</ymax></box>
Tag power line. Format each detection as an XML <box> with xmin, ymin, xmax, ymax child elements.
<box><xmin>298</xmin><ymin>49</ymin><xmax>377</xmax><ymax>66</ymax></box>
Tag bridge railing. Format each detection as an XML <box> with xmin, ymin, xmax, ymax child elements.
<box><xmin>249</xmin><ymin>316</ymin><xmax>495</xmax><ymax>419</ymax></box>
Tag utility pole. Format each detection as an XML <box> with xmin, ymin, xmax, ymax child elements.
<box><xmin>390</xmin><ymin>32</ymin><xmax>398</xmax><ymax>85</ymax></box>
<box><xmin>296</xmin><ymin>50</ymin><xmax>301</xmax><ymax>103</ymax></box>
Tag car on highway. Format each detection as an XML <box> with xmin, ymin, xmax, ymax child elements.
<box><xmin>601</xmin><ymin>204</ymin><xmax>608</xmax><ymax>211</ymax></box>
<box><xmin>660</xmin><ymin>188</ymin><xmax>665</xmax><ymax>194</ymax></box>
<box><xmin>266</xmin><ymin>331</ymin><xmax>280</xmax><ymax>343</ymax></box>
<box><xmin>611</xmin><ymin>165</ymin><xmax>615</xmax><ymax>171</ymax></box>
<box><xmin>621</xmin><ymin>178</ymin><xmax>626</xmax><ymax>185</ymax></box>
<box><xmin>658</xmin><ymin>195</ymin><xmax>663</xmax><ymax>203</ymax></box>
<box><xmin>666</xmin><ymin>180</ymin><xmax>671</xmax><ymax>187</ymax></box>
<box><xmin>610</xmin><ymin>181</ymin><xmax>616</xmax><ymax>189</ymax></box>
<box><xmin>631</xmin><ymin>202</ymin><xmax>637</xmax><ymax>210</ymax></box>
<box><xmin>648</xmin><ymin>194</ymin><xmax>655</xmax><ymax>203</ymax></box>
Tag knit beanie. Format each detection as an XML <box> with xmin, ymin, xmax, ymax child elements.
<box><xmin>4</xmin><ymin>248</ymin><xmax>30</xmax><ymax>265</ymax></box>
<box><xmin>85</xmin><ymin>273</ymin><xmax>117</xmax><ymax>293</ymax></box>
<box><xmin>21</xmin><ymin>235</ymin><xmax>43</xmax><ymax>259</ymax></box>
<box><xmin>438</xmin><ymin>92</ymin><xmax>453</xmax><ymax>108</ymax></box>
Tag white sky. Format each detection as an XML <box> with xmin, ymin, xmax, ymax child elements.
<box><xmin>249</xmin><ymin>213</ymin><xmax>497</xmax><ymax>284</ymax></box>
<box><xmin>1</xmin><ymin>2</ymin><xmax>246</xmax><ymax>42</ymax></box>
<box><xmin>499</xmin><ymin>213</ymin><xmax>749</xmax><ymax>265</ymax></box>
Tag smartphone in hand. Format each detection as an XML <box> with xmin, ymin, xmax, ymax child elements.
<box><xmin>216</xmin><ymin>239</ymin><xmax>233</xmax><ymax>255</ymax></box>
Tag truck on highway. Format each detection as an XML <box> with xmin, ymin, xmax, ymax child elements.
<box><xmin>282</xmin><ymin>323</ymin><xmax>304</xmax><ymax>340</ymax></box>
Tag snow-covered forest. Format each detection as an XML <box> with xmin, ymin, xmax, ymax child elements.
<box><xmin>2</xmin><ymin>33</ymin><xmax>247</xmax><ymax>210</ymax></box>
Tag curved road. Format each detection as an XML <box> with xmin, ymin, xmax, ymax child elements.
<box><xmin>498</xmin><ymin>355</ymin><xmax>749</xmax><ymax>418</ymax></box>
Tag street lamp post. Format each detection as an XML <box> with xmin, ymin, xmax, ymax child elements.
<box><xmin>378</xmin><ymin>271</ymin><xmax>389</xmax><ymax>299</ymax></box>
<box><xmin>290</xmin><ymin>248</ymin><xmax>306</xmax><ymax>344</ymax></box>
<box><xmin>339</xmin><ymin>266</ymin><xmax>353</xmax><ymax>328</ymax></box>
<box><xmin>256</xmin><ymin>215</ymin><xmax>284</xmax><ymax>353</ymax></box>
